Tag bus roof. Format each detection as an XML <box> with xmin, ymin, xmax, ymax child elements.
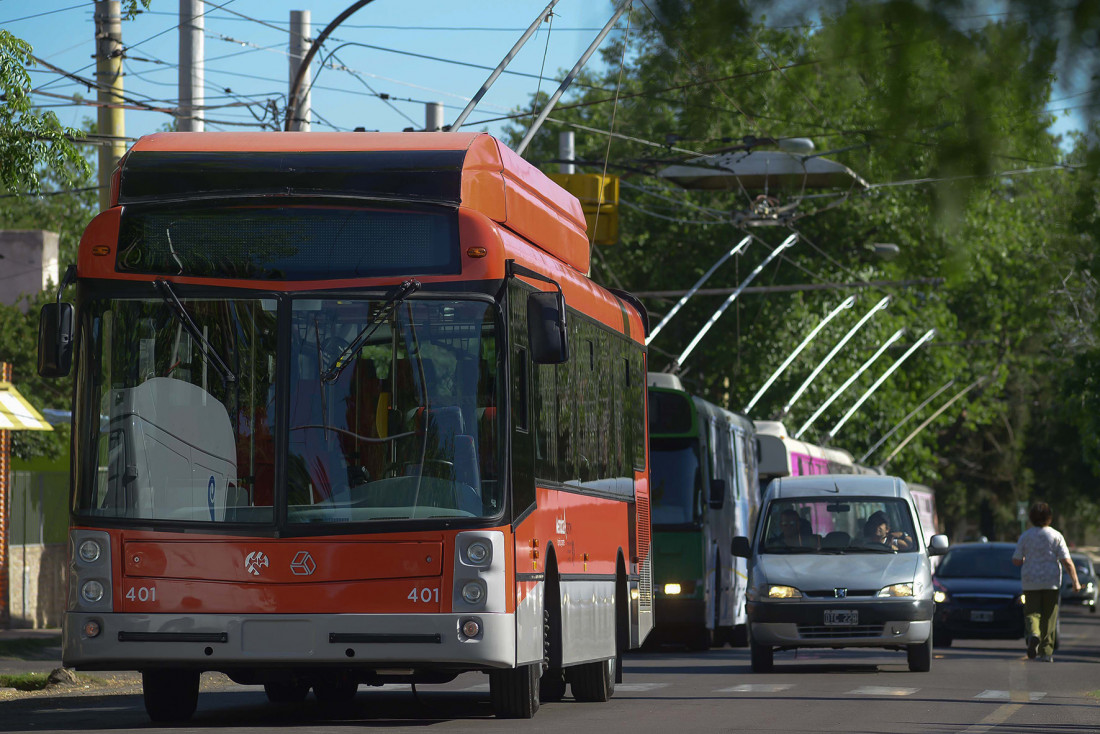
<box><xmin>116</xmin><ymin>132</ymin><xmax>591</xmax><ymax>274</ymax></box>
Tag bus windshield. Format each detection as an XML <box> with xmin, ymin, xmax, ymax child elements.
<box><xmin>77</xmin><ymin>295</ymin><xmax>502</xmax><ymax>527</ymax></box>
<box><xmin>650</xmin><ymin>438</ymin><xmax>702</xmax><ymax>526</ymax></box>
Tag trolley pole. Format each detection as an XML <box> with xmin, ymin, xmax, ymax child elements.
<box><xmin>178</xmin><ymin>0</ymin><xmax>204</xmax><ymax>132</ymax></box>
<box><xmin>94</xmin><ymin>0</ymin><xmax>125</xmax><ymax>212</ymax></box>
<box><xmin>289</xmin><ymin>10</ymin><xmax>312</xmax><ymax>132</ymax></box>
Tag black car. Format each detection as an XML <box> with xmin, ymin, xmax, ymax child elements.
<box><xmin>932</xmin><ymin>542</ymin><xmax>1025</xmax><ymax>648</ymax></box>
<box><xmin>1061</xmin><ymin>553</ymin><xmax>1098</xmax><ymax>612</ymax></box>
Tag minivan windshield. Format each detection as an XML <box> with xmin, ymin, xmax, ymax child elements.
<box><xmin>759</xmin><ymin>497</ymin><xmax>918</xmax><ymax>554</ymax></box>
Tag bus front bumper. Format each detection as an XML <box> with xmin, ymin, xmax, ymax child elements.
<box><xmin>62</xmin><ymin>612</ymin><xmax>518</xmax><ymax>671</ymax></box>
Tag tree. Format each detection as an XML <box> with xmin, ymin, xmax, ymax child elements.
<box><xmin>509</xmin><ymin>3</ymin><xmax>1098</xmax><ymax>539</ymax></box>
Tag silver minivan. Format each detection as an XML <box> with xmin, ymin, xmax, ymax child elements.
<box><xmin>732</xmin><ymin>475</ymin><xmax>949</xmax><ymax>672</ymax></box>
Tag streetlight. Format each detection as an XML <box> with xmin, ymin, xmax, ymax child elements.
<box><xmin>794</xmin><ymin>328</ymin><xmax>906</xmax><ymax>440</ymax></box>
<box><xmin>781</xmin><ymin>296</ymin><xmax>891</xmax><ymax>416</ymax></box>
<box><xmin>824</xmin><ymin>329</ymin><xmax>936</xmax><ymax>443</ymax></box>
<box><xmin>743</xmin><ymin>295</ymin><xmax>856</xmax><ymax>414</ymax></box>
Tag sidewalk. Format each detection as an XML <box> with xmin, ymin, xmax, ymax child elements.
<box><xmin>0</xmin><ymin>628</ymin><xmax>63</xmax><ymax>676</ymax></box>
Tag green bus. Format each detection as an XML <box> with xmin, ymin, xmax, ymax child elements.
<box><xmin>647</xmin><ymin>374</ymin><xmax>759</xmax><ymax>649</ymax></box>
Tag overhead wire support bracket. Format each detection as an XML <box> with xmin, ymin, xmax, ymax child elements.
<box><xmin>825</xmin><ymin>328</ymin><xmax>937</xmax><ymax>443</ymax></box>
<box><xmin>514</xmin><ymin>1</ymin><xmax>631</xmax><ymax>156</ymax></box>
<box><xmin>743</xmin><ymin>294</ymin><xmax>857</xmax><ymax>414</ymax></box>
<box><xmin>668</xmin><ymin>233</ymin><xmax>797</xmax><ymax>374</ymax></box>
<box><xmin>794</xmin><ymin>327</ymin><xmax>907</xmax><ymax>440</ymax></box>
<box><xmin>645</xmin><ymin>235</ymin><xmax>751</xmax><ymax>346</ymax></box>
<box><xmin>781</xmin><ymin>296</ymin><xmax>892</xmax><ymax>417</ymax></box>
<box><xmin>450</xmin><ymin>0</ymin><xmax>561</xmax><ymax>132</ymax></box>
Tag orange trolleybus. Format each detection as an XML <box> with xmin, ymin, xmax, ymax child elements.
<box><xmin>37</xmin><ymin>131</ymin><xmax>652</xmax><ymax>720</ymax></box>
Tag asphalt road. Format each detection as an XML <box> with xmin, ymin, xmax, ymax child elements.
<box><xmin>2</xmin><ymin>607</ymin><xmax>1097</xmax><ymax>733</ymax></box>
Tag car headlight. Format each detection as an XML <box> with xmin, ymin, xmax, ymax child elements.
<box><xmin>877</xmin><ymin>583</ymin><xmax>914</xmax><ymax>598</ymax></box>
<box><xmin>1016</xmin><ymin>593</ymin><xmax>1026</xmax><ymax>605</ymax></box>
<box><xmin>933</xmin><ymin>590</ymin><xmax>947</xmax><ymax>603</ymax></box>
<box><xmin>663</xmin><ymin>583</ymin><xmax>682</xmax><ymax>595</ymax></box>
<box><xmin>767</xmin><ymin>585</ymin><xmax>802</xmax><ymax>600</ymax></box>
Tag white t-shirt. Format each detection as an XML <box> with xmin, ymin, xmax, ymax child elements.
<box><xmin>1013</xmin><ymin>526</ymin><xmax>1070</xmax><ymax>590</ymax></box>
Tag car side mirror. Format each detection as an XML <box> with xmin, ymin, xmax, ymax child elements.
<box><xmin>731</xmin><ymin>536</ymin><xmax>752</xmax><ymax>559</ymax></box>
<box><xmin>928</xmin><ymin>534</ymin><xmax>949</xmax><ymax>556</ymax></box>
<box><xmin>708</xmin><ymin>478</ymin><xmax>725</xmax><ymax>509</ymax></box>
<box><xmin>528</xmin><ymin>290</ymin><xmax>569</xmax><ymax>364</ymax></box>
<box><xmin>38</xmin><ymin>302</ymin><xmax>74</xmax><ymax>378</ymax></box>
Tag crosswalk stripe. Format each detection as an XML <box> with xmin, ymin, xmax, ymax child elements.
<box><xmin>718</xmin><ymin>683</ymin><xmax>794</xmax><ymax>693</ymax></box>
<box><xmin>975</xmin><ymin>690</ymin><xmax>1045</xmax><ymax>701</ymax></box>
<box><xmin>846</xmin><ymin>686</ymin><xmax>918</xmax><ymax>696</ymax></box>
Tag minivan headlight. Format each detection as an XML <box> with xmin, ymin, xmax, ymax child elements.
<box><xmin>767</xmin><ymin>585</ymin><xmax>802</xmax><ymax>599</ymax></box>
<box><xmin>877</xmin><ymin>583</ymin><xmax>914</xmax><ymax>598</ymax></box>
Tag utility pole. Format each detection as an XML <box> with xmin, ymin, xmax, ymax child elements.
<box><xmin>178</xmin><ymin>0</ymin><xmax>204</xmax><ymax>132</ymax></box>
<box><xmin>559</xmin><ymin>131</ymin><xmax>575</xmax><ymax>174</ymax></box>
<box><xmin>289</xmin><ymin>10</ymin><xmax>311</xmax><ymax>132</ymax></box>
<box><xmin>425</xmin><ymin>102</ymin><xmax>443</xmax><ymax>131</ymax></box>
<box><xmin>94</xmin><ymin>0</ymin><xmax>125</xmax><ymax>212</ymax></box>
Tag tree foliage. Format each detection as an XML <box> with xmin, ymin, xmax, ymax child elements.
<box><xmin>510</xmin><ymin>1</ymin><xmax>1099</xmax><ymax>541</ymax></box>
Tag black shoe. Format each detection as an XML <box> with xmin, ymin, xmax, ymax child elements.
<box><xmin>1026</xmin><ymin>635</ymin><xmax>1039</xmax><ymax>659</ymax></box>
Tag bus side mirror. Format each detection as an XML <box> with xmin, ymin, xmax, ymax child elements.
<box><xmin>928</xmin><ymin>534</ymin><xmax>949</xmax><ymax>556</ymax></box>
<box><xmin>731</xmin><ymin>536</ymin><xmax>752</xmax><ymax>559</ymax></box>
<box><xmin>708</xmin><ymin>478</ymin><xmax>726</xmax><ymax>509</ymax></box>
<box><xmin>38</xmin><ymin>302</ymin><xmax>74</xmax><ymax>378</ymax></box>
<box><xmin>528</xmin><ymin>290</ymin><xmax>569</xmax><ymax>364</ymax></box>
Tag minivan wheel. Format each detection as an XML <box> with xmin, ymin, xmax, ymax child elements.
<box><xmin>907</xmin><ymin>634</ymin><xmax>932</xmax><ymax>672</ymax></box>
<box><xmin>749</xmin><ymin>638</ymin><xmax>773</xmax><ymax>672</ymax></box>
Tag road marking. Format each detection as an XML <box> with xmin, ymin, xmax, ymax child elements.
<box><xmin>958</xmin><ymin>704</ymin><xmax>1023</xmax><ymax>733</ymax></box>
<box><xmin>614</xmin><ymin>683</ymin><xmax>668</xmax><ymax>692</ymax></box>
<box><xmin>718</xmin><ymin>683</ymin><xmax>794</xmax><ymax>693</ymax></box>
<box><xmin>975</xmin><ymin>690</ymin><xmax>1046</xmax><ymax>701</ymax></box>
<box><xmin>846</xmin><ymin>686</ymin><xmax>918</xmax><ymax>696</ymax></box>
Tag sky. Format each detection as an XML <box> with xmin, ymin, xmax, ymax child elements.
<box><xmin>8</xmin><ymin>0</ymin><xmax>622</xmax><ymax>143</ymax></box>
<box><xmin>5</xmin><ymin>1</ymin><xmax>1086</xmax><ymax>154</ymax></box>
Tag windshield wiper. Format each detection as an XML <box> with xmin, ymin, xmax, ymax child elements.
<box><xmin>322</xmin><ymin>279</ymin><xmax>421</xmax><ymax>384</ymax></box>
<box><xmin>153</xmin><ymin>279</ymin><xmax>236</xmax><ymax>383</ymax></box>
<box><xmin>844</xmin><ymin>545</ymin><xmax>896</xmax><ymax>553</ymax></box>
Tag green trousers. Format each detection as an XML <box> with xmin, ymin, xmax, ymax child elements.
<box><xmin>1023</xmin><ymin>588</ymin><xmax>1060</xmax><ymax>657</ymax></box>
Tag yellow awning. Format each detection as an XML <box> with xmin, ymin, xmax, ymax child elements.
<box><xmin>0</xmin><ymin>382</ymin><xmax>53</xmax><ymax>432</ymax></box>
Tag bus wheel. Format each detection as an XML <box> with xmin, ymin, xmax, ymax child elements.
<box><xmin>489</xmin><ymin>663</ymin><xmax>540</xmax><ymax>718</ymax></box>
<box><xmin>142</xmin><ymin>669</ymin><xmax>199</xmax><ymax>722</ymax></box>
<box><xmin>313</xmin><ymin>676</ymin><xmax>358</xmax><ymax>703</ymax></box>
<box><xmin>749</xmin><ymin>639</ymin><xmax>773</xmax><ymax>673</ymax></box>
<box><xmin>570</xmin><ymin>656</ymin><xmax>615</xmax><ymax>702</ymax></box>
<box><xmin>264</xmin><ymin>681</ymin><xmax>310</xmax><ymax>703</ymax></box>
<box><xmin>539</xmin><ymin>667</ymin><xmax>567</xmax><ymax>702</ymax></box>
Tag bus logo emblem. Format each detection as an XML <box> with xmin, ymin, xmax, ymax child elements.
<box><xmin>290</xmin><ymin>551</ymin><xmax>316</xmax><ymax>576</ymax></box>
<box><xmin>245</xmin><ymin>551</ymin><xmax>270</xmax><ymax>576</ymax></box>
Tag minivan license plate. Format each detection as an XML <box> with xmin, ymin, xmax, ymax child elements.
<box><xmin>824</xmin><ymin>610</ymin><xmax>858</xmax><ymax>625</ymax></box>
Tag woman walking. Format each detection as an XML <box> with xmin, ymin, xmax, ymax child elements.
<box><xmin>1012</xmin><ymin>502</ymin><xmax>1080</xmax><ymax>662</ymax></box>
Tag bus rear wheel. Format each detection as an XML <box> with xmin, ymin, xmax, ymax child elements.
<box><xmin>570</xmin><ymin>656</ymin><xmax>616</xmax><ymax>702</ymax></box>
<box><xmin>489</xmin><ymin>662</ymin><xmax>540</xmax><ymax>718</ymax></box>
<box><xmin>264</xmin><ymin>680</ymin><xmax>310</xmax><ymax>703</ymax></box>
<box><xmin>142</xmin><ymin>669</ymin><xmax>199</xmax><ymax>722</ymax></box>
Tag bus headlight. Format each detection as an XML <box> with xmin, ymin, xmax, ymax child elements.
<box><xmin>461</xmin><ymin>581</ymin><xmax>485</xmax><ymax>605</ymax></box>
<box><xmin>78</xmin><ymin>540</ymin><xmax>101</xmax><ymax>563</ymax></box>
<box><xmin>81</xmin><ymin>580</ymin><xmax>105</xmax><ymax>603</ymax></box>
<box><xmin>465</xmin><ymin>540</ymin><xmax>491</xmax><ymax>566</ymax></box>
<box><xmin>663</xmin><ymin>583</ymin><xmax>682</xmax><ymax>595</ymax></box>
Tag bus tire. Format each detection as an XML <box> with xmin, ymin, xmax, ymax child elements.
<box><xmin>142</xmin><ymin>669</ymin><xmax>199</xmax><ymax>722</ymax></box>
<box><xmin>264</xmin><ymin>681</ymin><xmax>310</xmax><ymax>703</ymax></box>
<box><xmin>489</xmin><ymin>663</ymin><xmax>540</xmax><ymax>718</ymax></box>
<box><xmin>570</xmin><ymin>656</ymin><xmax>615</xmax><ymax>702</ymax></box>
<box><xmin>312</xmin><ymin>676</ymin><xmax>358</xmax><ymax>703</ymax></box>
<box><xmin>749</xmin><ymin>638</ymin><xmax>773</xmax><ymax>672</ymax></box>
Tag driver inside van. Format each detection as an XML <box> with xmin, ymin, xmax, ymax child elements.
<box><xmin>773</xmin><ymin>508</ymin><xmax>819</xmax><ymax>549</ymax></box>
<box><xmin>863</xmin><ymin>511</ymin><xmax>913</xmax><ymax>551</ymax></box>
